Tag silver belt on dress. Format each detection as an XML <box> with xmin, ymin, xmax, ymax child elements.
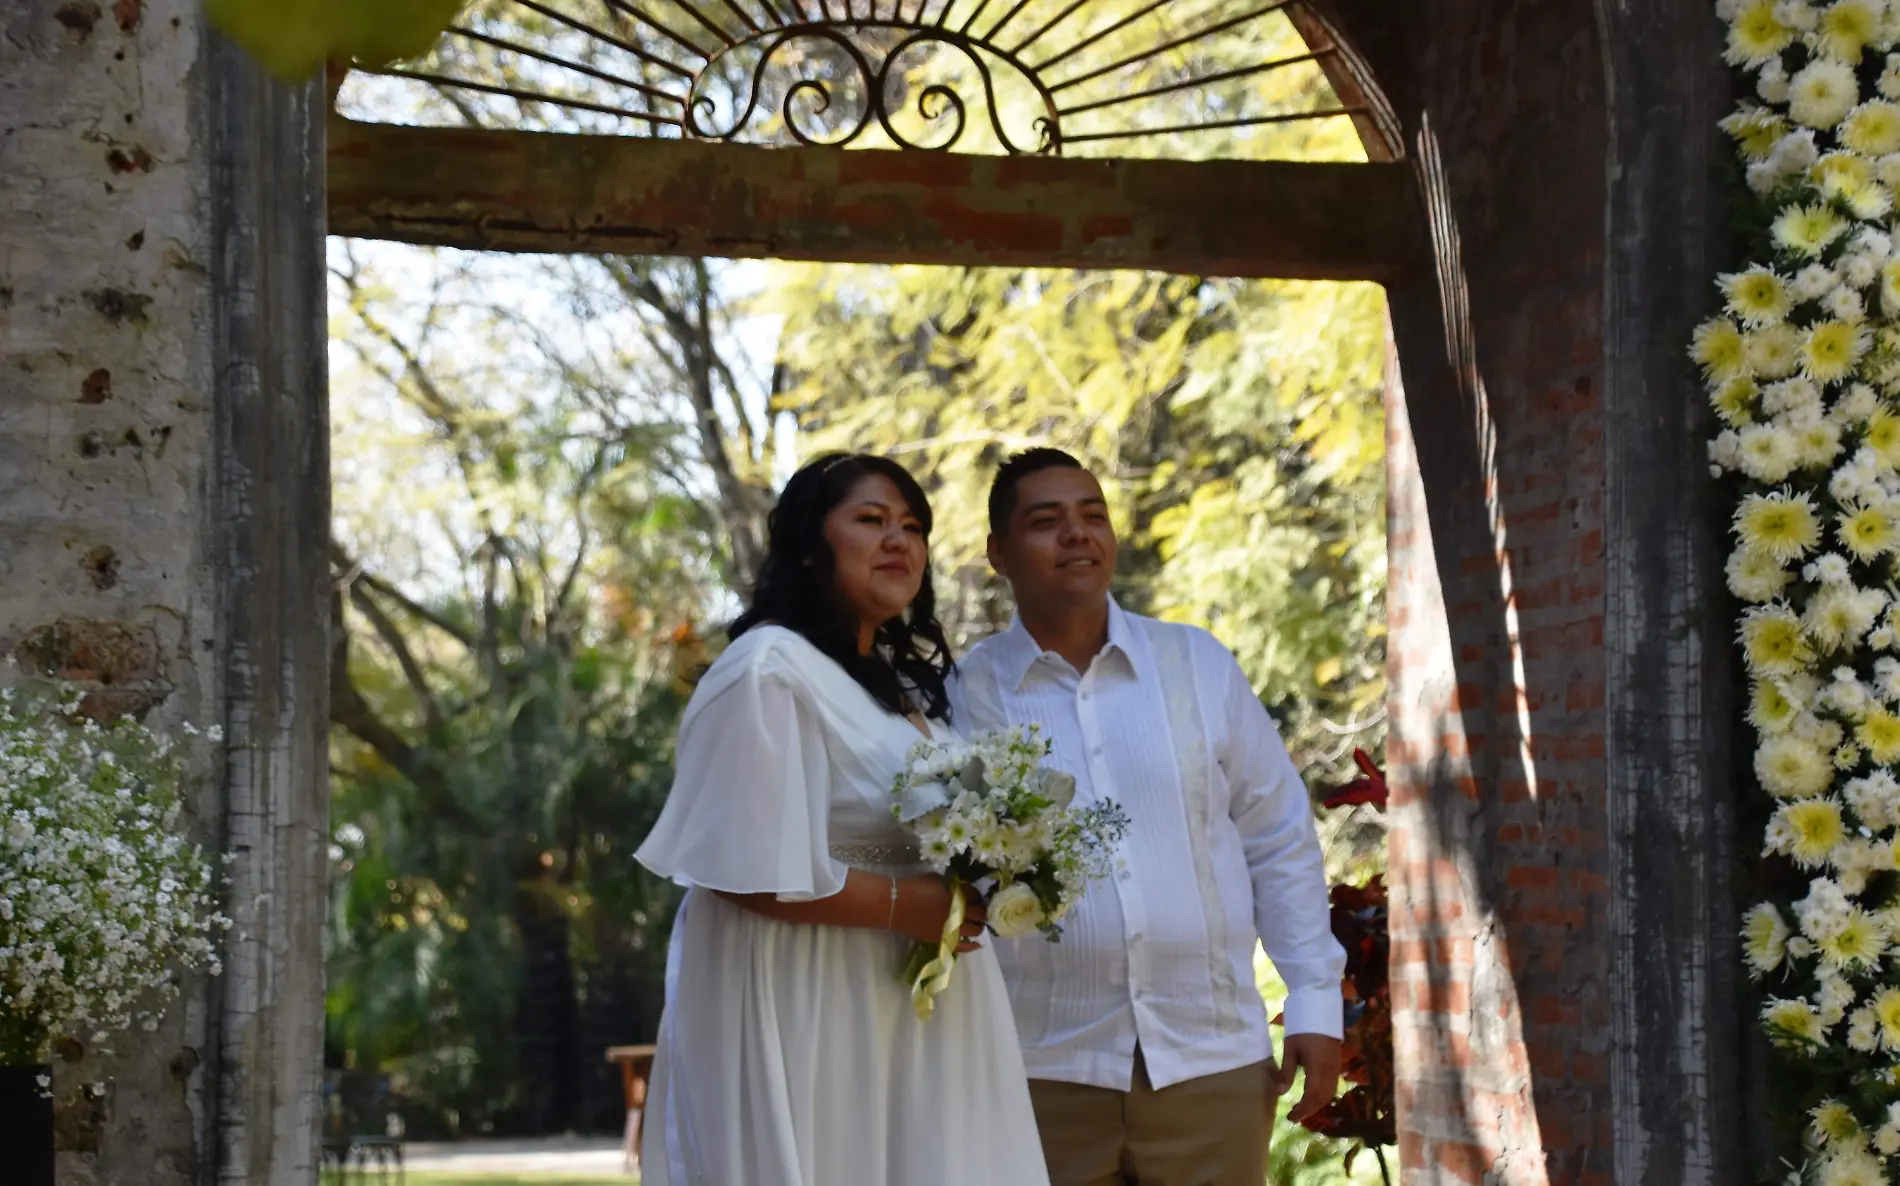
<box><xmin>830</xmin><ymin>841</ymin><xmax>921</xmax><ymax>865</ymax></box>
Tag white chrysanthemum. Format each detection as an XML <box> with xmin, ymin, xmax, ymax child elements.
<box><xmin>1763</xmin><ymin>997</ymin><xmax>1828</xmax><ymax>1048</ymax></box>
<box><xmin>1760</xmin><ymin>58</ymin><xmax>1793</xmax><ymax>104</ymax></box>
<box><xmin>1764</xmin><ymin>375</ymin><xmax>1823</xmax><ymax>416</ymax></box>
<box><xmin>1799</xmin><ymin>713</ymin><xmax>1848</xmax><ymax>752</ymax></box>
<box><xmin>1711</xmin><ymin>430</ymin><xmax>1743</xmax><ymax>473</ymax></box>
<box><xmin>1817</xmin><ymin>1147</ymin><xmax>1886</xmax><ymax>1186</ymax></box>
<box><xmin>1748</xmin><ymin>323</ymin><xmax>1804</xmax><ymax>378</ymax></box>
<box><xmin>1841</xmin><ymin>383</ymin><xmax>1883</xmax><ymax>422</ymax></box>
<box><xmin>1735</xmin><ymin>490</ymin><xmax>1823</xmax><ymax>561</ymax></box>
<box><xmin>1738</xmin><ymin>424</ymin><xmax>1801</xmax><ymax>482</ymax></box>
<box><xmin>1818</xmin><ymin>0</ymin><xmax>1886</xmax><ymax>60</ymax></box>
<box><xmin>1805</xmin><ymin>320</ymin><xmax>1871</xmax><ymax>384</ymax></box>
<box><xmin>1845</xmin><ymin>770</ymin><xmax>1900</xmax><ymax>827</ymax></box>
<box><xmin>1799</xmin><ymin>420</ymin><xmax>1847</xmax><ymax>467</ymax></box>
<box><xmin>1744</xmin><ymin>902</ymin><xmax>1793</xmax><ymax>976</ymax></box>
<box><xmin>1868</xmin><ymin>410</ymin><xmax>1900</xmax><ymax>469</ymax></box>
<box><xmin>1752</xmin><ymin>677</ymin><xmax>1804</xmax><ymax>732</ymax></box>
<box><xmin>1730</xmin><ymin>548</ymin><xmax>1794</xmax><ymax>602</ymax></box>
<box><xmin>1806</xmin><ymin>584</ymin><xmax>1887</xmax><ymax>650</ymax></box>
<box><xmin>1796</xmin><ymin>261</ymin><xmax>1843</xmax><ymax>303</ymax></box>
<box><xmin>1848</xmin><ymin>100</ymin><xmax>1900</xmax><ymax>157</ymax></box>
<box><xmin>1834</xmin><ymin>463</ymin><xmax>1873</xmax><ymax>504</ymax></box>
<box><xmin>1722</xmin><ymin>265</ymin><xmax>1794</xmax><ymax>326</ymax></box>
<box><xmin>1840</xmin><ymin>501</ymin><xmax>1900</xmax><ymax>561</ymax></box>
<box><xmin>1853</xmin><ymin>1006</ymin><xmax>1884</xmax><ymax>1052</ymax></box>
<box><xmin>1825</xmin><ymin>669</ymin><xmax>1876</xmax><ymax>718</ymax></box>
<box><xmin>1692</xmin><ymin>318</ymin><xmax>1749</xmax><ymax>381</ymax></box>
<box><xmin>1877</xmin><ymin>1122</ymin><xmax>1900</xmax><ymax>1157</ymax></box>
<box><xmin>1860</xmin><ymin>706</ymin><xmax>1900</xmax><ymax>763</ymax></box>
<box><xmin>1791</xmin><ymin>59</ymin><xmax>1863</xmax><ymax>128</ymax></box>
<box><xmin>1818</xmin><ymin>971</ymin><xmax>1861</xmax><ymax>1024</ymax></box>
<box><xmin>1759</xmin><ymin>738</ymin><xmax>1837</xmax><ymax>799</ymax></box>
<box><xmin>1807</xmin><ymin>552</ymin><xmax>1854</xmax><ymax>583</ymax></box>
<box><xmin>1741</xmin><ymin>603</ymin><xmax>1816</xmax><ymax>675</ymax></box>
<box><xmin>1842</xmin><ymin>252</ymin><xmax>1882</xmax><ymax>291</ymax></box>
<box><xmin>1740</xmin><ymin>105</ymin><xmax>1793</xmax><ymax>159</ymax></box>
<box><xmin>1774</xmin><ymin>202</ymin><xmax>1853</xmax><ymax>257</ymax></box>
<box><xmin>1712</xmin><ymin>377</ymin><xmax>1758</xmax><ymax>427</ymax></box>
<box><xmin>1779</xmin><ymin>0</ymin><xmax>1822</xmax><ymax>30</ymax></box>
<box><xmin>1730</xmin><ymin>0</ymin><xmax>1800</xmax><ymax>62</ymax></box>
<box><xmin>1854</xmin><ymin>226</ymin><xmax>1896</xmax><ymax>262</ymax></box>
<box><xmin>1878</xmin><ymin>657</ymin><xmax>1900</xmax><ymax>701</ymax></box>
<box><xmin>1885</xmin><ymin>53</ymin><xmax>1900</xmax><ymax>99</ymax></box>
<box><xmin>1826</xmin><ymin>286</ymin><xmax>1869</xmax><ymax>323</ymax></box>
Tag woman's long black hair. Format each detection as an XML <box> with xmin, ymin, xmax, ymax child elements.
<box><xmin>730</xmin><ymin>453</ymin><xmax>956</xmax><ymax>721</ymax></box>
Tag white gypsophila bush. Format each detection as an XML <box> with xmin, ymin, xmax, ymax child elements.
<box><xmin>1707</xmin><ymin>2</ymin><xmax>1900</xmax><ymax>1181</ymax></box>
<box><xmin>0</xmin><ymin>681</ymin><xmax>229</xmax><ymax>1067</ymax></box>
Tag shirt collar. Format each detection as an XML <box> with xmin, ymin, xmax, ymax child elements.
<box><xmin>999</xmin><ymin>597</ymin><xmax>1146</xmax><ymax>690</ymax></box>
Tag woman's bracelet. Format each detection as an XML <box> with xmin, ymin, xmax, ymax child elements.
<box><xmin>887</xmin><ymin>876</ymin><xmax>901</xmax><ymax>932</ymax></box>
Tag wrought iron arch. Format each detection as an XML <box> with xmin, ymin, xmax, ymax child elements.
<box><xmin>348</xmin><ymin>0</ymin><xmax>1367</xmax><ymax>158</ymax></box>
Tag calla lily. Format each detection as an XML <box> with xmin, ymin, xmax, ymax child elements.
<box><xmin>1035</xmin><ymin>768</ymin><xmax>1078</xmax><ymax>809</ymax></box>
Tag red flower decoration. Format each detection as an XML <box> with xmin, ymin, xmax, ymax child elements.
<box><xmin>1320</xmin><ymin>748</ymin><xmax>1388</xmax><ymax>810</ymax></box>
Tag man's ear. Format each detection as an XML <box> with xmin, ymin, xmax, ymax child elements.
<box><xmin>986</xmin><ymin>532</ymin><xmax>1006</xmax><ymax>578</ymax></box>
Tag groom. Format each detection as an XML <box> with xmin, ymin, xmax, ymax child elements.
<box><xmin>951</xmin><ymin>449</ymin><xmax>1345</xmax><ymax>1186</ymax></box>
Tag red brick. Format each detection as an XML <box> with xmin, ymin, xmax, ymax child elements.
<box><xmin>1438</xmin><ymin>1141</ymin><xmax>1492</xmax><ymax>1185</ymax></box>
<box><xmin>1422</xmin><ymin>980</ymin><xmax>1471</xmax><ymax>1015</ymax></box>
<box><xmin>1508</xmin><ymin>865</ymin><xmax>1559</xmax><ymax>891</ymax></box>
<box><xmin>1530</xmin><ymin>994</ymin><xmax>1581</xmax><ymax>1025</ymax></box>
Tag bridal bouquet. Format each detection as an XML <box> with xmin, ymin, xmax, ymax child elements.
<box><xmin>891</xmin><ymin>724</ymin><xmax>1128</xmax><ymax>1020</ymax></box>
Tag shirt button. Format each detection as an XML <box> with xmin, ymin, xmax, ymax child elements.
<box><xmin>1092</xmin><ymin>746</ymin><xmax>1103</xmax><ymax>756</ymax></box>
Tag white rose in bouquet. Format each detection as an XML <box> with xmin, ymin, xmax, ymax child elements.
<box><xmin>986</xmin><ymin>883</ymin><xmax>1047</xmax><ymax>939</ymax></box>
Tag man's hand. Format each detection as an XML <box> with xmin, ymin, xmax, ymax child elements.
<box><xmin>1275</xmin><ymin>1033</ymin><xmax>1342</xmax><ymax>1125</ymax></box>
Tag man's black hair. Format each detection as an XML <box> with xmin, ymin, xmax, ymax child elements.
<box><xmin>988</xmin><ymin>448</ymin><xmax>1086</xmax><ymax>536</ymax></box>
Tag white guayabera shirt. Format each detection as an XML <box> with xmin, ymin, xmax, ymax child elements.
<box><xmin>949</xmin><ymin>598</ymin><xmax>1346</xmax><ymax>1092</ymax></box>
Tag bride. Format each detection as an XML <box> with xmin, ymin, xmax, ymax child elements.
<box><xmin>635</xmin><ymin>453</ymin><xmax>1050</xmax><ymax>1186</ymax></box>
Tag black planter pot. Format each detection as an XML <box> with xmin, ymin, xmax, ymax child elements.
<box><xmin>0</xmin><ymin>1064</ymin><xmax>55</xmax><ymax>1186</ymax></box>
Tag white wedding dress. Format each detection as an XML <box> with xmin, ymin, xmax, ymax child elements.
<box><xmin>634</xmin><ymin>625</ymin><xmax>1050</xmax><ymax>1186</ymax></box>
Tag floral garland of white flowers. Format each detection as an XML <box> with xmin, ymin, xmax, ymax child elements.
<box><xmin>1710</xmin><ymin>1</ymin><xmax>1900</xmax><ymax>1181</ymax></box>
<box><xmin>0</xmin><ymin>680</ymin><xmax>229</xmax><ymax>1070</ymax></box>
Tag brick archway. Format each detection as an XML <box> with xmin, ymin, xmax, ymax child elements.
<box><xmin>0</xmin><ymin>1</ymin><xmax>1741</xmax><ymax>1181</ymax></box>
<box><xmin>332</xmin><ymin>5</ymin><xmax>1747</xmax><ymax>1177</ymax></box>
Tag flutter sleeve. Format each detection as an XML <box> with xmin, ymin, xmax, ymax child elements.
<box><xmin>634</xmin><ymin>633</ymin><xmax>849</xmax><ymax>901</ymax></box>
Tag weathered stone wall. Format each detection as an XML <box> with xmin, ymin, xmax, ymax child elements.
<box><xmin>0</xmin><ymin>2</ymin><xmax>330</xmax><ymax>1182</ymax></box>
<box><xmin>2</xmin><ymin>2</ymin><xmax>224</xmax><ymax>1178</ymax></box>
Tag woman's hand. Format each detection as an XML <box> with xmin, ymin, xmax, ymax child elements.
<box><xmin>890</xmin><ymin>875</ymin><xmax>988</xmax><ymax>952</ymax></box>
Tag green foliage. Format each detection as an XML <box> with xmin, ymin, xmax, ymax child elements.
<box><xmin>325</xmin><ymin>244</ymin><xmax>723</xmax><ymax>1135</ymax></box>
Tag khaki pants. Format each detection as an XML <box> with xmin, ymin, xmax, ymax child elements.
<box><xmin>1028</xmin><ymin>1049</ymin><xmax>1276</xmax><ymax>1186</ymax></box>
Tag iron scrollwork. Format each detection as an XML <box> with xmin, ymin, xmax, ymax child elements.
<box><xmin>682</xmin><ymin>21</ymin><xmax>1061</xmax><ymax>154</ymax></box>
<box><xmin>358</xmin><ymin>1</ymin><xmax>1365</xmax><ymax>157</ymax></box>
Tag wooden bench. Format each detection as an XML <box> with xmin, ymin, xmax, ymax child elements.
<box><xmin>605</xmin><ymin>1044</ymin><xmax>657</xmax><ymax>1172</ymax></box>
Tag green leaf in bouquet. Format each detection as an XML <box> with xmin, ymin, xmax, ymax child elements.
<box><xmin>203</xmin><ymin>0</ymin><xmax>465</xmax><ymax>83</ymax></box>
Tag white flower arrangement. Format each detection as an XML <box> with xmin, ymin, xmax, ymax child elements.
<box><xmin>0</xmin><ymin>681</ymin><xmax>229</xmax><ymax>1069</ymax></box>
<box><xmin>1708</xmin><ymin>3</ymin><xmax>1900</xmax><ymax>1179</ymax></box>
<box><xmin>890</xmin><ymin>724</ymin><xmax>1127</xmax><ymax>1019</ymax></box>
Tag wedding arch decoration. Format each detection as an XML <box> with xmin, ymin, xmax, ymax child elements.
<box><xmin>1702</xmin><ymin>1</ymin><xmax>1900</xmax><ymax>1179</ymax></box>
